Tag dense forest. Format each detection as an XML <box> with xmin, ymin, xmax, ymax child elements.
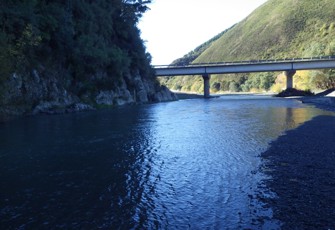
<box><xmin>0</xmin><ymin>0</ymin><xmax>175</xmax><ymax>119</ymax></box>
<box><xmin>0</xmin><ymin>0</ymin><xmax>152</xmax><ymax>87</ymax></box>
<box><xmin>161</xmin><ymin>0</ymin><xmax>335</xmax><ymax>93</ymax></box>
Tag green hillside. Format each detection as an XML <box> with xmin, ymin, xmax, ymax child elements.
<box><xmin>170</xmin><ymin>25</ymin><xmax>235</xmax><ymax>66</ymax></box>
<box><xmin>161</xmin><ymin>0</ymin><xmax>335</xmax><ymax>93</ymax></box>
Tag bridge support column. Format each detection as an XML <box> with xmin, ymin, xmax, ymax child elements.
<box><xmin>284</xmin><ymin>70</ymin><xmax>296</xmax><ymax>89</ymax></box>
<box><xmin>202</xmin><ymin>74</ymin><xmax>211</xmax><ymax>98</ymax></box>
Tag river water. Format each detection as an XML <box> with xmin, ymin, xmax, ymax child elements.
<box><xmin>0</xmin><ymin>95</ymin><xmax>331</xmax><ymax>229</ymax></box>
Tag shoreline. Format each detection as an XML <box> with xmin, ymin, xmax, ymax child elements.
<box><xmin>297</xmin><ymin>96</ymin><xmax>335</xmax><ymax>112</ymax></box>
<box><xmin>256</xmin><ymin>90</ymin><xmax>335</xmax><ymax>227</ymax></box>
<box><xmin>174</xmin><ymin>90</ymin><xmax>335</xmax><ymax>113</ymax></box>
<box><xmin>173</xmin><ymin>91</ymin><xmax>275</xmax><ymax>100</ymax></box>
<box><xmin>259</xmin><ymin>115</ymin><xmax>335</xmax><ymax>228</ymax></box>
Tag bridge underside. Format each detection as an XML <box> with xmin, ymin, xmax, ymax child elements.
<box><xmin>201</xmin><ymin>71</ymin><xmax>295</xmax><ymax>98</ymax></box>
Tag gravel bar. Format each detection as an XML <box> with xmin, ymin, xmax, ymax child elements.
<box><xmin>260</xmin><ymin>115</ymin><xmax>335</xmax><ymax>229</ymax></box>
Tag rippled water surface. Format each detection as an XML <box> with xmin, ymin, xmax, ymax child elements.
<box><xmin>0</xmin><ymin>96</ymin><xmax>331</xmax><ymax>229</ymax></box>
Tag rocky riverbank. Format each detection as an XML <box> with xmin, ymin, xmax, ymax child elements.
<box><xmin>273</xmin><ymin>88</ymin><xmax>335</xmax><ymax>112</ymax></box>
<box><xmin>259</xmin><ymin>115</ymin><xmax>335</xmax><ymax>229</ymax></box>
<box><xmin>298</xmin><ymin>95</ymin><xmax>335</xmax><ymax>112</ymax></box>
<box><xmin>0</xmin><ymin>70</ymin><xmax>177</xmax><ymax>122</ymax></box>
<box><xmin>254</xmin><ymin>89</ymin><xmax>335</xmax><ymax>228</ymax></box>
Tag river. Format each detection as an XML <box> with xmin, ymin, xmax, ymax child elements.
<box><xmin>0</xmin><ymin>95</ymin><xmax>331</xmax><ymax>229</ymax></box>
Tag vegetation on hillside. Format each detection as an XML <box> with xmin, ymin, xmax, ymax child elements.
<box><xmin>0</xmin><ymin>0</ymin><xmax>153</xmax><ymax>94</ymax></box>
<box><xmin>170</xmin><ymin>25</ymin><xmax>235</xmax><ymax>66</ymax></box>
<box><xmin>162</xmin><ymin>0</ymin><xmax>335</xmax><ymax>93</ymax></box>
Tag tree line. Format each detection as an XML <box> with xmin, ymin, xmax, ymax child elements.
<box><xmin>0</xmin><ymin>0</ymin><xmax>153</xmax><ymax>94</ymax></box>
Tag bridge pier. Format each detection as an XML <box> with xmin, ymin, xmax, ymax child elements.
<box><xmin>284</xmin><ymin>70</ymin><xmax>296</xmax><ymax>89</ymax></box>
<box><xmin>202</xmin><ymin>74</ymin><xmax>211</xmax><ymax>98</ymax></box>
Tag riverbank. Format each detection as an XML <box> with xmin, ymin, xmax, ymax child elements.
<box><xmin>175</xmin><ymin>89</ymin><xmax>335</xmax><ymax>113</ymax></box>
<box><xmin>259</xmin><ymin>115</ymin><xmax>335</xmax><ymax>229</ymax></box>
<box><xmin>266</xmin><ymin>91</ymin><xmax>335</xmax><ymax>228</ymax></box>
<box><xmin>173</xmin><ymin>91</ymin><xmax>204</xmax><ymax>99</ymax></box>
<box><xmin>174</xmin><ymin>91</ymin><xmax>275</xmax><ymax>100</ymax></box>
<box><xmin>298</xmin><ymin>96</ymin><xmax>335</xmax><ymax>112</ymax></box>
<box><xmin>274</xmin><ymin>88</ymin><xmax>335</xmax><ymax>112</ymax></box>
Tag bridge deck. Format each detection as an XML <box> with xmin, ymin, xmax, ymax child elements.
<box><xmin>154</xmin><ymin>56</ymin><xmax>335</xmax><ymax>76</ymax></box>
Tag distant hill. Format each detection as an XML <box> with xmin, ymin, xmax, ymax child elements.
<box><xmin>161</xmin><ymin>0</ymin><xmax>335</xmax><ymax>93</ymax></box>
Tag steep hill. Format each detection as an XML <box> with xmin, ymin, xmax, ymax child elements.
<box><xmin>162</xmin><ymin>0</ymin><xmax>335</xmax><ymax>93</ymax></box>
<box><xmin>170</xmin><ymin>25</ymin><xmax>235</xmax><ymax>66</ymax></box>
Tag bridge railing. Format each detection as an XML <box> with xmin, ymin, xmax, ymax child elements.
<box><xmin>153</xmin><ymin>55</ymin><xmax>335</xmax><ymax>69</ymax></box>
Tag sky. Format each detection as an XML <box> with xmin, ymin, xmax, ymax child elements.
<box><xmin>138</xmin><ymin>0</ymin><xmax>268</xmax><ymax>65</ymax></box>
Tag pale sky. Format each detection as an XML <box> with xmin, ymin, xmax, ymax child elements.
<box><xmin>138</xmin><ymin>0</ymin><xmax>268</xmax><ymax>65</ymax></box>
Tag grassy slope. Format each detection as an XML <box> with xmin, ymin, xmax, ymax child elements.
<box><xmin>170</xmin><ymin>25</ymin><xmax>235</xmax><ymax>66</ymax></box>
<box><xmin>196</xmin><ymin>0</ymin><xmax>335</xmax><ymax>62</ymax></box>
<box><xmin>162</xmin><ymin>0</ymin><xmax>335</xmax><ymax>92</ymax></box>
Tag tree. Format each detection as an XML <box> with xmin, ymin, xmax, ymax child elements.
<box><xmin>0</xmin><ymin>0</ymin><xmax>154</xmax><ymax>101</ymax></box>
<box><xmin>229</xmin><ymin>81</ymin><xmax>239</xmax><ymax>92</ymax></box>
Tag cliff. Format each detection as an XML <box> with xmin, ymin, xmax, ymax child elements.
<box><xmin>0</xmin><ymin>68</ymin><xmax>176</xmax><ymax>121</ymax></box>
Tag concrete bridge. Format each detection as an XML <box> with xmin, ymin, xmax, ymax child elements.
<box><xmin>154</xmin><ymin>56</ymin><xmax>335</xmax><ymax>97</ymax></box>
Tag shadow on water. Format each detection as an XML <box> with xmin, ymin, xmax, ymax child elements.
<box><xmin>0</xmin><ymin>96</ymin><xmax>334</xmax><ymax>229</ymax></box>
<box><xmin>0</xmin><ymin>107</ymin><xmax>159</xmax><ymax>229</ymax></box>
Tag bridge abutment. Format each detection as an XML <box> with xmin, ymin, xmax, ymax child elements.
<box><xmin>202</xmin><ymin>74</ymin><xmax>211</xmax><ymax>98</ymax></box>
<box><xmin>284</xmin><ymin>70</ymin><xmax>296</xmax><ymax>89</ymax></box>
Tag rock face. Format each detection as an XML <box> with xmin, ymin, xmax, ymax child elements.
<box><xmin>93</xmin><ymin>72</ymin><xmax>177</xmax><ymax>107</ymax></box>
<box><xmin>0</xmin><ymin>68</ymin><xmax>177</xmax><ymax>121</ymax></box>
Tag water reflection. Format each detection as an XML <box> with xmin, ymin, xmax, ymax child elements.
<box><xmin>0</xmin><ymin>96</ymin><xmax>332</xmax><ymax>229</ymax></box>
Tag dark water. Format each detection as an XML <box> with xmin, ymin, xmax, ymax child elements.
<box><xmin>0</xmin><ymin>96</ymin><xmax>332</xmax><ymax>229</ymax></box>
